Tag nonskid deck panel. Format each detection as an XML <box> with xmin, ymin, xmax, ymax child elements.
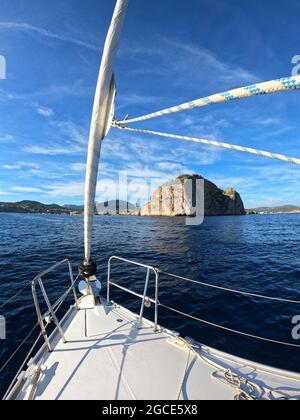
<box><xmin>12</xmin><ymin>298</ymin><xmax>300</xmax><ymax>400</ymax></box>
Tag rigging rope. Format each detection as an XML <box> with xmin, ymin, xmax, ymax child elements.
<box><xmin>116</xmin><ymin>76</ymin><xmax>300</xmax><ymax>125</ymax></box>
<box><xmin>114</xmin><ymin>124</ymin><xmax>300</xmax><ymax>166</ymax></box>
<box><xmin>178</xmin><ymin>337</ymin><xmax>265</xmax><ymax>400</ymax></box>
<box><xmin>179</xmin><ymin>337</ymin><xmax>300</xmax><ymax>400</ymax></box>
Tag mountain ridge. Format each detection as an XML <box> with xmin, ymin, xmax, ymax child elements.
<box><xmin>0</xmin><ymin>201</ymin><xmax>81</xmax><ymax>214</ymax></box>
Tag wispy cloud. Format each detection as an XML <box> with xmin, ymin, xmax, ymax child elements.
<box><xmin>36</xmin><ymin>106</ymin><xmax>54</xmax><ymax>118</ymax></box>
<box><xmin>116</xmin><ymin>93</ymin><xmax>163</xmax><ymax>111</ymax></box>
<box><xmin>0</xmin><ymin>133</ymin><xmax>14</xmax><ymax>143</ymax></box>
<box><xmin>255</xmin><ymin>117</ymin><xmax>282</xmax><ymax>127</ymax></box>
<box><xmin>54</xmin><ymin>121</ymin><xmax>87</xmax><ymax>145</ymax></box>
<box><xmin>24</xmin><ymin>120</ymin><xmax>87</xmax><ymax>156</ymax></box>
<box><xmin>2</xmin><ymin>162</ymin><xmax>40</xmax><ymax>170</ymax></box>
<box><xmin>105</xmin><ymin>128</ymin><xmax>222</xmax><ymax>168</ymax></box>
<box><xmin>0</xmin><ymin>80</ymin><xmax>90</xmax><ymax>102</ymax></box>
<box><xmin>12</xmin><ymin>186</ymin><xmax>43</xmax><ymax>193</ymax></box>
<box><xmin>70</xmin><ymin>162</ymin><xmax>86</xmax><ymax>172</ymax></box>
<box><xmin>96</xmin><ymin>176</ymin><xmax>155</xmax><ymax>203</ymax></box>
<box><xmin>46</xmin><ymin>182</ymin><xmax>85</xmax><ymax>198</ymax></box>
<box><xmin>123</xmin><ymin>37</ymin><xmax>258</xmax><ymax>88</ymax></box>
<box><xmin>24</xmin><ymin>144</ymin><xmax>83</xmax><ymax>156</ymax></box>
<box><xmin>0</xmin><ymin>22</ymin><xmax>98</xmax><ymax>51</ymax></box>
<box><xmin>163</xmin><ymin>38</ymin><xmax>258</xmax><ymax>85</ymax></box>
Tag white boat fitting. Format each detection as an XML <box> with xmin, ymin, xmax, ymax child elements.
<box><xmin>4</xmin><ymin>257</ymin><xmax>300</xmax><ymax>401</ymax></box>
<box><xmin>3</xmin><ymin>0</ymin><xmax>300</xmax><ymax>400</ymax></box>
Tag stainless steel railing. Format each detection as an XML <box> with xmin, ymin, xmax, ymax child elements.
<box><xmin>107</xmin><ymin>256</ymin><xmax>160</xmax><ymax>331</ymax></box>
<box><xmin>3</xmin><ymin>260</ymin><xmax>79</xmax><ymax>400</ymax></box>
<box><xmin>6</xmin><ymin>254</ymin><xmax>300</xmax><ymax>400</ymax></box>
<box><xmin>12</xmin><ymin>251</ymin><xmax>300</xmax><ymax>392</ymax></box>
<box><xmin>107</xmin><ymin>256</ymin><xmax>300</xmax><ymax>350</ymax></box>
<box><xmin>31</xmin><ymin>259</ymin><xmax>79</xmax><ymax>351</ymax></box>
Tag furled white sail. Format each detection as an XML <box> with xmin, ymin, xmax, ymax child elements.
<box><xmin>84</xmin><ymin>0</ymin><xmax>129</xmax><ymax>266</ymax></box>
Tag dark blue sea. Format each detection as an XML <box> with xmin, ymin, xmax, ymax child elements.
<box><xmin>1</xmin><ymin>212</ymin><xmax>300</xmax><ymax>397</ymax></box>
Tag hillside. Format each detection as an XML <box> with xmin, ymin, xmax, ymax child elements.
<box><xmin>0</xmin><ymin>201</ymin><xmax>81</xmax><ymax>214</ymax></box>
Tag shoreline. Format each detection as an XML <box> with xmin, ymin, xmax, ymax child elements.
<box><xmin>1</xmin><ymin>211</ymin><xmax>299</xmax><ymax>217</ymax></box>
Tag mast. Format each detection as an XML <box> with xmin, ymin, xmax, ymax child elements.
<box><xmin>80</xmin><ymin>0</ymin><xmax>129</xmax><ymax>278</ymax></box>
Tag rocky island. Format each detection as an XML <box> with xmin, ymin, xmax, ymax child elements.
<box><xmin>135</xmin><ymin>174</ymin><xmax>245</xmax><ymax>217</ymax></box>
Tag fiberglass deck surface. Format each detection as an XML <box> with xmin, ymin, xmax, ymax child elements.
<box><xmin>16</xmin><ymin>298</ymin><xmax>300</xmax><ymax>400</ymax></box>
<box><xmin>29</xmin><ymin>303</ymin><xmax>237</xmax><ymax>400</ymax></box>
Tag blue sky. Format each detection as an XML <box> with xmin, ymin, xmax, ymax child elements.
<box><xmin>0</xmin><ymin>0</ymin><xmax>299</xmax><ymax>208</ymax></box>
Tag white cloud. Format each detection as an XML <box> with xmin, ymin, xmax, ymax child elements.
<box><xmin>209</xmin><ymin>175</ymin><xmax>257</xmax><ymax>191</ymax></box>
<box><xmin>0</xmin><ymin>80</ymin><xmax>89</xmax><ymax>102</ymax></box>
<box><xmin>0</xmin><ymin>22</ymin><xmax>98</xmax><ymax>51</ymax></box>
<box><xmin>36</xmin><ymin>106</ymin><xmax>54</xmax><ymax>118</ymax></box>
<box><xmin>105</xmin><ymin>128</ymin><xmax>221</xmax><ymax>169</ymax></box>
<box><xmin>157</xmin><ymin>161</ymin><xmax>186</xmax><ymax>172</ymax></box>
<box><xmin>46</xmin><ymin>182</ymin><xmax>85</xmax><ymax>198</ymax></box>
<box><xmin>0</xmin><ymin>133</ymin><xmax>14</xmax><ymax>143</ymax></box>
<box><xmin>2</xmin><ymin>162</ymin><xmax>40</xmax><ymax>170</ymax></box>
<box><xmin>54</xmin><ymin>121</ymin><xmax>87</xmax><ymax>145</ymax></box>
<box><xmin>116</xmin><ymin>93</ymin><xmax>163</xmax><ymax>111</ymax></box>
<box><xmin>70</xmin><ymin>162</ymin><xmax>86</xmax><ymax>172</ymax></box>
<box><xmin>24</xmin><ymin>145</ymin><xmax>83</xmax><ymax>155</ymax></box>
<box><xmin>12</xmin><ymin>186</ymin><xmax>43</xmax><ymax>193</ymax></box>
<box><xmin>255</xmin><ymin>117</ymin><xmax>282</xmax><ymax>127</ymax></box>
<box><xmin>164</xmin><ymin>38</ymin><xmax>258</xmax><ymax>85</ymax></box>
<box><xmin>24</xmin><ymin>120</ymin><xmax>88</xmax><ymax>156</ymax></box>
<box><xmin>96</xmin><ymin>176</ymin><xmax>155</xmax><ymax>204</ymax></box>
<box><xmin>2</xmin><ymin>164</ymin><xmax>19</xmax><ymax>170</ymax></box>
<box><xmin>123</xmin><ymin>37</ymin><xmax>258</xmax><ymax>88</ymax></box>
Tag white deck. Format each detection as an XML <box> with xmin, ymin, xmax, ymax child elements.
<box><xmin>10</xmin><ymin>297</ymin><xmax>300</xmax><ymax>400</ymax></box>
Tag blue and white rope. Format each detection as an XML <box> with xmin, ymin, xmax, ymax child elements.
<box><xmin>116</xmin><ymin>76</ymin><xmax>300</xmax><ymax>125</ymax></box>
<box><xmin>114</xmin><ymin>124</ymin><xmax>300</xmax><ymax>166</ymax></box>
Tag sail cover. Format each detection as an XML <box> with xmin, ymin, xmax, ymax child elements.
<box><xmin>84</xmin><ymin>0</ymin><xmax>129</xmax><ymax>264</ymax></box>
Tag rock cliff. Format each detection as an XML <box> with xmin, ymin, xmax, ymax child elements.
<box><xmin>137</xmin><ymin>174</ymin><xmax>245</xmax><ymax>217</ymax></box>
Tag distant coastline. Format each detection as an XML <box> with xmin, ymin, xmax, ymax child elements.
<box><xmin>2</xmin><ymin>175</ymin><xmax>299</xmax><ymax>218</ymax></box>
<box><xmin>1</xmin><ymin>200</ymin><xmax>300</xmax><ymax>217</ymax></box>
<box><xmin>246</xmin><ymin>205</ymin><xmax>300</xmax><ymax>215</ymax></box>
<box><xmin>0</xmin><ymin>201</ymin><xmax>82</xmax><ymax>215</ymax></box>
